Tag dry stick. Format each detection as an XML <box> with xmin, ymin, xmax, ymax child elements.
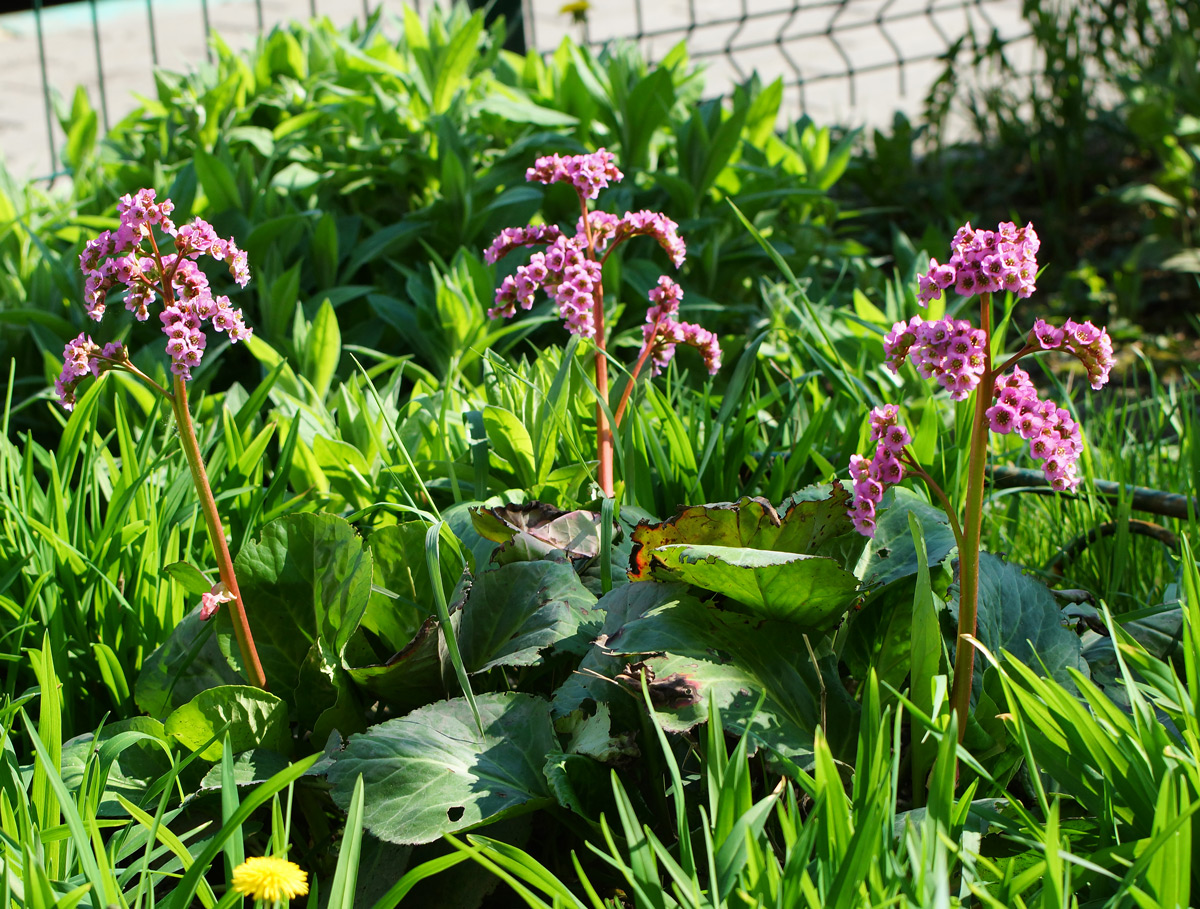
<box><xmin>987</xmin><ymin>465</ymin><xmax>1195</xmax><ymax>520</ymax></box>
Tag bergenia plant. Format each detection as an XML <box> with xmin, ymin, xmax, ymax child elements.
<box><xmin>485</xmin><ymin>150</ymin><xmax>721</xmax><ymax>497</ymax></box>
<box><xmin>55</xmin><ymin>189</ymin><xmax>267</xmax><ymax>690</ymax></box>
<box><xmin>846</xmin><ymin>221</ymin><xmax>1114</xmax><ymax>740</ymax></box>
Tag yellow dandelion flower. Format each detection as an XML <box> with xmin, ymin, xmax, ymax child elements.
<box><xmin>231</xmin><ymin>856</ymin><xmax>309</xmax><ymax>903</ymax></box>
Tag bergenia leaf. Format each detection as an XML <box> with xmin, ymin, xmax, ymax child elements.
<box><xmin>327</xmin><ymin>693</ymin><xmax>557</xmax><ymax>845</ymax></box>
<box><xmin>627</xmin><ymin>486</ymin><xmax>862</xmax><ymax>628</ymax></box>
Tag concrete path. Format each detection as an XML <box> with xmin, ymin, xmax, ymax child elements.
<box><xmin>0</xmin><ymin>0</ymin><xmax>1032</xmax><ymax>181</ymax></box>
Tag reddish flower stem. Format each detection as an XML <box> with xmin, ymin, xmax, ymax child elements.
<box><xmin>151</xmin><ymin>247</ymin><xmax>267</xmax><ymax>690</ymax></box>
<box><xmin>170</xmin><ymin>376</ymin><xmax>268</xmax><ymax>690</ymax></box>
<box><xmin>897</xmin><ymin>454</ymin><xmax>966</xmax><ymax>556</ymax></box>
<box><xmin>579</xmin><ymin>195</ymin><xmax>614</xmax><ymax>498</ymax></box>
<box><xmin>949</xmin><ymin>291</ymin><xmax>994</xmax><ymax>742</ymax></box>
<box><xmin>612</xmin><ymin>316</ymin><xmax>667</xmax><ymax>428</ymax></box>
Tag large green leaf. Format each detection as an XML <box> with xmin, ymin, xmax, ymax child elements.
<box><xmin>136</xmin><ymin>606</ymin><xmax>245</xmax><ymax>721</ymax></box>
<box><xmin>482</xmin><ymin>406</ymin><xmax>536</xmax><ymax>489</ymax></box>
<box><xmin>552</xmin><ymin>582</ymin><xmax>857</xmax><ymax>763</ymax></box>
<box><xmin>228</xmin><ymin>513</ymin><xmax>372</xmax><ymax>698</ymax></box>
<box><xmin>600</xmin><ymin>596</ymin><xmax>858</xmax><ymax>762</ymax></box>
<box><xmin>365</xmin><ymin>521</ymin><xmax>463</xmax><ymax>653</ymax></box>
<box><xmin>198</xmin><ymin>749</ymin><xmax>292</xmax><ymax>792</ymax></box>
<box><xmin>552</xmin><ymin>581</ymin><xmax>685</xmax><ymax>717</ymax></box>
<box><xmin>59</xmin><ymin>718</ymin><xmax>173</xmax><ymax>817</ymax></box>
<box><xmin>455</xmin><ymin>561</ymin><xmax>601</xmax><ymax>672</ymax></box>
<box><xmin>644</xmin><ymin>543</ymin><xmax>859</xmax><ymax>629</ymax></box>
<box><xmin>950</xmin><ymin>552</ymin><xmax>1089</xmax><ymax>703</ymax></box>
<box><xmin>629</xmin><ymin>485</ymin><xmax>858</xmax><ymax>580</ymax></box>
<box><xmin>327</xmin><ymin>693</ymin><xmax>557</xmax><ymax>845</ymax></box>
<box><xmin>861</xmin><ymin>487</ymin><xmax>957</xmax><ymax>587</ymax></box>
<box><xmin>347</xmin><ymin>617</ymin><xmax>446</xmax><ymax>715</ymax></box>
<box><xmin>164</xmin><ymin>686</ymin><xmax>290</xmax><ymax>761</ymax></box>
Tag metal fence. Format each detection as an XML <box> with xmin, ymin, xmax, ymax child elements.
<box><xmin>0</xmin><ymin>0</ymin><xmax>1034</xmax><ymax>180</ymax></box>
<box><xmin>529</xmin><ymin>0</ymin><xmax>1032</xmax><ymax>112</ymax></box>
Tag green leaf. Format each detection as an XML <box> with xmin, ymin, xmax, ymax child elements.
<box><xmin>199</xmin><ymin>749</ymin><xmax>291</xmax><ymax>791</ymax></box>
<box><xmin>59</xmin><ymin>718</ymin><xmax>172</xmax><ymax>817</ymax></box>
<box><xmin>862</xmin><ymin>487</ymin><xmax>957</xmax><ymax>587</ymax></box>
<box><xmin>63</xmin><ymin>87</ymin><xmax>97</xmax><ymax>172</ymax></box>
<box><xmin>552</xmin><ymin>580</ymin><xmax>680</xmax><ymax>718</ymax></box>
<box><xmin>555</xmin><ymin>584</ymin><xmax>857</xmax><ymax>763</ymax></box>
<box><xmin>136</xmin><ymin>606</ymin><xmax>245</xmax><ymax>720</ymax></box>
<box><xmin>430</xmin><ymin>11</ymin><xmax>483</xmax><ymax>114</ymax></box>
<box><xmin>229</xmin><ymin>514</ymin><xmax>372</xmax><ymax>701</ymax></box>
<box><xmin>345</xmin><ymin>222</ymin><xmax>425</xmax><ymax>279</ymax></box>
<box><xmin>347</xmin><ymin>617</ymin><xmax>445</xmax><ymax>715</ymax></box>
<box><xmin>365</xmin><ymin>521</ymin><xmax>462</xmax><ymax>652</ymax></box>
<box><xmin>303</xmin><ymin>298</ymin><xmax>342</xmax><ymax>401</ymax></box>
<box><xmin>643</xmin><ymin>544</ymin><xmax>859</xmax><ymax>629</ymax></box>
<box><xmin>475</xmin><ymin>95</ymin><xmax>579</xmax><ymax>126</ymax></box>
<box><xmin>630</xmin><ymin>486</ymin><xmax>860</xmax><ymax>579</ymax></box>
<box><xmin>194</xmin><ymin>148</ymin><xmax>243</xmax><ymax>213</ymax></box>
<box><xmin>627</xmin><ymin>488</ymin><xmax>862</xmax><ymax>627</ymax></box>
<box><xmin>482</xmin><ymin>406</ymin><xmax>536</xmax><ymax>488</ymax></box>
<box><xmin>455</xmin><ymin>561</ymin><xmax>600</xmax><ymax>672</ymax></box>
<box><xmin>950</xmin><ymin>552</ymin><xmax>1088</xmax><ymax>704</ymax></box>
<box><xmin>327</xmin><ymin>693</ymin><xmax>557</xmax><ymax>845</ymax></box>
<box><xmin>163</xmin><ymin>562</ymin><xmax>214</xmax><ymax>596</ymax></box>
<box><xmin>164</xmin><ymin>686</ymin><xmax>290</xmax><ymax>761</ymax></box>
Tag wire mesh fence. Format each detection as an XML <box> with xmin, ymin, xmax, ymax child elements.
<box><xmin>0</xmin><ymin>0</ymin><xmax>1034</xmax><ymax>180</ymax></box>
<box><xmin>528</xmin><ymin>0</ymin><xmax>1031</xmax><ymax>115</ymax></box>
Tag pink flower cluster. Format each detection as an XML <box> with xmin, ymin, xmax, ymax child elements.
<box><xmin>55</xmin><ymin>334</ymin><xmax>128</xmax><ymax>411</ymax></box>
<box><xmin>490</xmin><ymin>235</ymin><xmax>603</xmax><ymax>337</ymax></box>
<box><xmin>883</xmin><ymin>316</ymin><xmax>988</xmax><ymax>401</ymax></box>
<box><xmin>526</xmin><ymin>149</ymin><xmax>623</xmax><ymax>200</ymax></box>
<box><xmin>483</xmin><ymin>224</ymin><xmax>563</xmax><ymax>265</ymax></box>
<box><xmin>64</xmin><ymin>188</ymin><xmax>253</xmax><ymax>399</ymax></box>
<box><xmin>1029</xmin><ymin>317</ymin><xmax>1114</xmax><ymax>390</ymax></box>
<box><xmin>638</xmin><ymin>277</ymin><xmax>722</xmax><ymax>376</ymax></box>
<box><xmin>987</xmin><ymin>366</ymin><xmax>1084</xmax><ymax>491</ymax></box>
<box><xmin>917</xmin><ymin>221</ymin><xmax>1039</xmax><ymax>306</ymax></box>
<box><xmin>847</xmin><ymin>405</ymin><xmax>911</xmax><ymax>537</ymax></box>
<box><xmin>486</xmin><ymin>151</ymin><xmax>701</xmax><ymax>367</ymax></box>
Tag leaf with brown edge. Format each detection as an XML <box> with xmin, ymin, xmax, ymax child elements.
<box><xmin>471</xmin><ymin>502</ymin><xmax>621</xmax><ymax>564</ymax></box>
<box><xmin>628</xmin><ymin>484</ymin><xmax>859</xmax><ymax>582</ymax></box>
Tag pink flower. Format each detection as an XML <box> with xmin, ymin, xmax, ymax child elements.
<box><xmin>990</xmin><ymin>366</ymin><xmax>1084</xmax><ymax>490</ymax></box>
<box><xmin>884</xmin><ymin>316</ymin><xmax>987</xmax><ymax>401</ymax></box>
<box><xmin>915</xmin><ymin>221</ymin><xmax>1039</xmax><ymax>306</ymax></box>
<box><xmin>483</xmin><ymin>224</ymin><xmax>563</xmax><ymax>265</ymax></box>
<box><xmin>54</xmin><ymin>334</ymin><xmax>127</xmax><ymax>410</ymax></box>
<box><xmin>199</xmin><ymin>581</ymin><xmax>235</xmax><ymax>620</ymax></box>
<box><xmin>612</xmin><ymin>210</ymin><xmax>686</xmax><ymax>268</ymax></box>
<box><xmin>1024</xmin><ymin>318</ymin><xmax>1113</xmax><ymax>390</ymax></box>
<box><xmin>526</xmin><ymin>149</ymin><xmax>623</xmax><ymax>200</ymax></box>
<box><xmin>846</xmin><ymin>406</ymin><xmax>913</xmax><ymax>537</ymax></box>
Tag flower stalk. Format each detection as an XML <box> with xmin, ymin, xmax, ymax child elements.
<box><xmin>948</xmin><ymin>292</ymin><xmax>994</xmax><ymax>739</ymax></box>
<box><xmin>56</xmin><ymin>188</ymin><xmax>267</xmax><ymax>689</ymax></box>
<box><xmin>170</xmin><ymin>376</ymin><xmax>267</xmax><ymax>688</ymax></box>
<box><xmin>484</xmin><ymin>150</ymin><xmax>720</xmax><ymax>499</ymax></box>
<box><xmin>846</xmin><ymin>221</ymin><xmax>1114</xmax><ymax>746</ymax></box>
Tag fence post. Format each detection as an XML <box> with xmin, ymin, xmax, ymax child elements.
<box><xmin>466</xmin><ymin>0</ymin><xmax>525</xmax><ymax>54</ymax></box>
